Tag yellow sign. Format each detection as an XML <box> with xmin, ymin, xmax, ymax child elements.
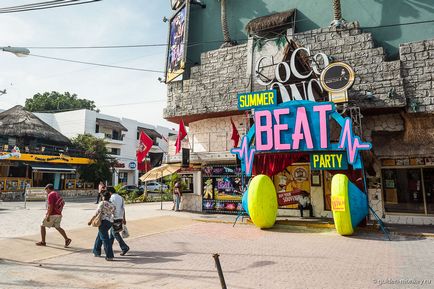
<box><xmin>311</xmin><ymin>153</ymin><xmax>348</xmax><ymax>170</ymax></box>
<box><xmin>0</xmin><ymin>153</ymin><xmax>93</xmax><ymax>165</ymax></box>
<box><xmin>237</xmin><ymin>90</ymin><xmax>277</xmax><ymax>110</ymax></box>
<box><xmin>331</xmin><ymin>195</ymin><xmax>346</xmax><ymax>211</ymax></box>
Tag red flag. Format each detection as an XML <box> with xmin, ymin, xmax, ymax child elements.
<box><xmin>230</xmin><ymin>118</ymin><xmax>240</xmax><ymax>147</ymax></box>
<box><xmin>175</xmin><ymin>119</ymin><xmax>187</xmax><ymax>154</ymax></box>
<box><xmin>136</xmin><ymin>131</ymin><xmax>153</xmax><ymax>165</ymax></box>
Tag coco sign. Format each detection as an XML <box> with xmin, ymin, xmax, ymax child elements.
<box><xmin>255</xmin><ymin>46</ymin><xmax>354</xmax><ymax>104</ymax></box>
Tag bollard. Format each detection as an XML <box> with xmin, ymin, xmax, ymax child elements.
<box><xmin>213</xmin><ymin>253</ymin><xmax>227</xmax><ymax>289</ymax></box>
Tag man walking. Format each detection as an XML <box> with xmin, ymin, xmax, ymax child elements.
<box><xmin>107</xmin><ymin>186</ymin><xmax>129</xmax><ymax>256</ymax></box>
<box><xmin>36</xmin><ymin>184</ymin><xmax>72</xmax><ymax>247</ymax></box>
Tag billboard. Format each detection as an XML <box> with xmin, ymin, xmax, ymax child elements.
<box><xmin>165</xmin><ymin>2</ymin><xmax>190</xmax><ymax>83</ymax></box>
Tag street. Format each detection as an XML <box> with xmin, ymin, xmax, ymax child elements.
<box><xmin>0</xmin><ymin>201</ymin><xmax>433</xmax><ymax>289</ymax></box>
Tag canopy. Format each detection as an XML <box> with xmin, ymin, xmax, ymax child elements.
<box><xmin>139</xmin><ymin>164</ymin><xmax>181</xmax><ymax>182</ymax></box>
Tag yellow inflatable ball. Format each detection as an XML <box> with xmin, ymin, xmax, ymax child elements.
<box><xmin>247</xmin><ymin>175</ymin><xmax>278</xmax><ymax>229</ymax></box>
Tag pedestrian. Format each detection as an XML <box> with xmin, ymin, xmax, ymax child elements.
<box><xmin>298</xmin><ymin>192</ymin><xmax>313</xmax><ymax>218</ymax></box>
<box><xmin>96</xmin><ymin>181</ymin><xmax>105</xmax><ymax>204</ymax></box>
<box><xmin>36</xmin><ymin>184</ymin><xmax>72</xmax><ymax>248</ymax></box>
<box><xmin>107</xmin><ymin>186</ymin><xmax>130</xmax><ymax>256</ymax></box>
<box><xmin>173</xmin><ymin>180</ymin><xmax>182</xmax><ymax>211</ymax></box>
<box><xmin>89</xmin><ymin>191</ymin><xmax>115</xmax><ymax>261</ymax></box>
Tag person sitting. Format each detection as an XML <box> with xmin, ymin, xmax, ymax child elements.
<box><xmin>298</xmin><ymin>192</ymin><xmax>313</xmax><ymax>218</ymax></box>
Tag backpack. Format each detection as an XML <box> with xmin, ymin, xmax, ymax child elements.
<box><xmin>55</xmin><ymin>195</ymin><xmax>65</xmax><ymax>212</ymax></box>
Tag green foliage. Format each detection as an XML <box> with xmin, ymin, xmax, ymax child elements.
<box><xmin>25</xmin><ymin>91</ymin><xmax>98</xmax><ymax>112</ymax></box>
<box><xmin>71</xmin><ymin>134</ymin><xmax>113</xmax><ymax>184</ymax></box>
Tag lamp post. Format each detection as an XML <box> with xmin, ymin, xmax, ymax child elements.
<box><xmin>1</xmin><ymin>46</ymin><xmax>30</xmax><ymax>57</ymax></box>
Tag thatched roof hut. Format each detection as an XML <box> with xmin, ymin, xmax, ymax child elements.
<box><xmin>245</xmin><ymin>9</ymin><xmax>296</xmax><ymax>36</ymax></box>
<box><xmin>0</xmin><ymin>105</ymin><xmax>71</xmax><ymax>144</ymax></box>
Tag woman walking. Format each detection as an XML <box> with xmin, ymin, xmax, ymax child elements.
<box><xmin>89</xmin><ymin>191</ymin><xmax>115</xmax><ymax>261</ymax></box>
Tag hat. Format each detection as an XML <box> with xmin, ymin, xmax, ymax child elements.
<box><xmin>45</xmin><ymin>183</ymin><xmax>54</xmax><ymax>190</ymax></box>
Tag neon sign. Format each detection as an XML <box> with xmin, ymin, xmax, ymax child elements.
<box><xmin>231</xmin><ymin>100</ymin><xmax>371</xmax><ymax>176</ymax></box>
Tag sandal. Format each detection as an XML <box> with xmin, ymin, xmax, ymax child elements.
<box><xmin>36</xmin><ymin>241</ymin><xmax>46</xmax><ymax>246</ymax></box>
<box><xmin>64</xmin><ymin>238</ymin><xmax>72</xmax><ymax>248</ymax></box>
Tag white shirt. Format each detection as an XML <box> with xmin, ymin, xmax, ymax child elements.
<box><xmin>110</xmin><ymin>193</ymin><xmax>125</xmax><ymax>220</ymax></box>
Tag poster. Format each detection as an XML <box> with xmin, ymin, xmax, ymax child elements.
<box><xmin>273</xmin><ymin>164</ymin><xmax>311</xmax><ymax>209</ymax></box>
<box><xmin>202</xmin><ymin>165</ymin><xmax>245</xmax><ymax>213</ymax></box>
<box><xmin>165</xmin><ymin>3</ymin><xmax>189</xmax><ymax>83</ymax></box>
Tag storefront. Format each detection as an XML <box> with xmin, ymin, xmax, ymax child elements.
<box><xmin>380</xmin><ymin>158</ymin><xmax>434</xmax><ymax>216</ymax></box>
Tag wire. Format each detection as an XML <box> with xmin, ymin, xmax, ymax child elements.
<box><xmin>29</xmin><ymin>53</ymin><xmax>165</xmax><ymax>73</ymax></box>
<box><xmin>0</xmin><ymin>0</ymin><xmax>102</xmax><ymax>14</ymax></box>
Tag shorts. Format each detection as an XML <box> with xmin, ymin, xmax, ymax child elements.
<box><xmin>41</xmin><ymin>215</ymin><xmax>62</xmax><ymax>228</ymax></box>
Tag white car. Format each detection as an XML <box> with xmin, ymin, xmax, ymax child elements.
<box><xmin>141</xmin><ymin>181</ymin><xmax>168</xmax><ymax>192</ymax></box>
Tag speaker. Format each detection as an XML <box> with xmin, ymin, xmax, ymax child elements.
<box><xmin>182</xmin><ymin>148</ymin><xmax>190</xmax><ymax>167</ymax></box>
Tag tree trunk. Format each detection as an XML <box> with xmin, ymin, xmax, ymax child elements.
<box><xmin>333</xmin><ymin>0</ymin><xmax>342</xmax><ymax>21</ymax></box>
<box><xmin>220</xmin><ymin>0</ymin><xmax>235</xmax><ymax>47</ymax></box>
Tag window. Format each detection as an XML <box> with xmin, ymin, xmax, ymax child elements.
<box><xmin>95</xmin><ymin>124</ymin><xmax>99</xmax><ymax>133</ymax></box>
<box><xmin>109</xmin><ymin>148</ymin><xmax>120</xmax><ymax>155</ymax></box>
<box><xmin>112</xmin><ymin>130</ymin><xmax>120</xmax><ymax>140</ymax></box>
<box><xmin>382</xmin><ymin>168</ymin><xmax>434</xmax><ymax>215</ymax></box>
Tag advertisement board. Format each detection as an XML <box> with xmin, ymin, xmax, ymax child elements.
<box><xmin>165</xmin><ymin>2</ymin><xmax>190</xmax><ymax>83</ymax></box>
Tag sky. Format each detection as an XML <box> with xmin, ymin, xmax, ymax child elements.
<box><xmin>0</xmin><ymin>0</ymin><xmax>176</xmax><ymax>128</ymax></box>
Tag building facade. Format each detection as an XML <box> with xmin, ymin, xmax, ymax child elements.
<box><xmin>163</xmin><ymin>1</ymin><xmax>434</xmax><ymax>224</ymax></box>
<box><xmin>36</xmin><ymin>109</ymin><xmax>175</xmax><ymax>186</ymax></box>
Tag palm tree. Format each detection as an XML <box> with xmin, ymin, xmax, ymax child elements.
<box><xmin>331</xmin><ymin>0</ymin><xmax>346</xmax><ymax>28</ymax></box>
<box><xmin>219</xmin><ymin>0</ymin><xmax>237</xmax><ymax>48</ymax></box>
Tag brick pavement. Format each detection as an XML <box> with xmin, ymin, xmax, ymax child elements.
<box><xmin>1</xmin><ymin>221</ymin><xmax>433</xmax><ymax>289</ymax></box>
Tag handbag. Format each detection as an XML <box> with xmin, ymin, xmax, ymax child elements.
<box><xmin>91</xmin><ymin>212</ymin><xmax>102</xmax><ymax>227</ymax></box>
<box><xmin>122</xmin><ymin>225</ymin><xmax>129</xmax><ymax>238</ymax></box>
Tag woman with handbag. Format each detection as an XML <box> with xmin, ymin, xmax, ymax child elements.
<box><xmin>88</xmin><ymin>191</ymin><xmax>115</xmax><ymax>261</ymax></box>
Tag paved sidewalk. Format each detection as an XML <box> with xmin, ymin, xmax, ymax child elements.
<box><xmin>1</xmin><ymin>221</ymin><xmax>433</xmax><ymax>289</ymax></box>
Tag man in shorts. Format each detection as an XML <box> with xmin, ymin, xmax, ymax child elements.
<box><xmin>36</xmin><ymin>184</ymin><xmax>72</xmax><ymax>247</ymax></box>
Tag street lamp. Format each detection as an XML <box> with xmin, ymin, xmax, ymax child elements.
<box><xmin>1</xmin><ymin>46</ymin><xmax>30</xmax><ymax>57</ymax></box>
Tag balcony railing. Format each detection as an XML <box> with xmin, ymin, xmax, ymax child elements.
<box><xmin>0</xmin><ymin>143</ymin><xmax>86</xmax><ymax>158</ymax></box>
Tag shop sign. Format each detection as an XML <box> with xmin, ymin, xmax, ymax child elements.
<box><xmin>253</xmin><ymin>41</ymin><xmax>354</xmax><ymax>105</ymax></box>
<box><xmin>277</xmin><ymin>190</ymin><xmax>304</xmax><ymax>206</ymax></box>
<box><xmin>331</xmin><ymin>195</ymin><xmax>346</xmax><ymax>211</ymax></box>
<box><xmin>320</xmin><ymin>62</ymin><xmax>355</xmax><ymax>103</ymax></box>
<box><xmin>310</xmin><ymin>152</ymin><xmax>348</xmax><ymax>170</ymax></box>
<box><xmin>128</xmin><ymin>162</ymin><xmax>136</xmax><ymax>169</ymax></box>
<box><xmin>231</xmin><ymin>100</ymin><xmax>371</xmax><ymax>176</ymax></box>
<box><xmin>237</xmin><ymin>89</ymin><xmax>277</xmax><ymax>110</ymax></box>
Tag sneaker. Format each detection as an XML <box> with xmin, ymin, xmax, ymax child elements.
<box><xmin>120</xmin><ymin>247</ymin><xmax>130</xmax><ymax>256</ymax></box>
<box><xmin>105</xmin><ymin>257</ymin><xmax>114</xmax><ymax>261</ymax></box>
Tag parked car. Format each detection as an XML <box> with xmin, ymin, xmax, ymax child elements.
<box><xmin>120</xmin><ymin>185</ymin><xmax>144</xmax><ymax>195</ymax></box>
<box><xmin>140</xmin><ymin>181</ymin><xmax>169</xmax><ymax>193</ymax></box>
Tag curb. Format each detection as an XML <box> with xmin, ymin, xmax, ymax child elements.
<box><xmin>193</xmin><ymin>218</ymin><xmax>434</xmax><ymax>238</ymax></box>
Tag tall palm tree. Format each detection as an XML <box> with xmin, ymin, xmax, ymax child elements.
<box><xmin>219</xmin><ymin>0</ymin><xmax>236</xmax><ymax>48</ymax></box>
<box><xmin>331</xmin><ymin>0</ymin><xmax>346</xmax><ymax>28</ymax></box>
<box><xmin>333</xmin><ymin>0</ymin><xmax>342</xmax><ymax>22</ymax></box>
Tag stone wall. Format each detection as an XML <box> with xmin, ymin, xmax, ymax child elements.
<box><xmin>0</xmin><ymin>189</ymin><xmax>98</xmax><ymax>201</ymax></box>
<box><xmin>164</xmin><ymin>44</ymin><xmax>250</xmax><ymax>121</ymax></box>
<box><xmin>165</xmin><ymin>21</ymin><xmax>434</xmax><ymax>121</ymax></box>
<box><xmin>400</xmin><ymin>39</ymin><xmax>434</xmax><ymax>113</ymax></box>
<box><xmin>363</xmin><ymin>113</ymin><xmax>404</xmax><ymax>142</ymax></box>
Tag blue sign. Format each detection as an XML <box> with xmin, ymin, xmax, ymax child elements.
<box><xmin>237</xmin><ymin>89</ymin><xmax>277</xmax><ymax>110</ymax></box>
<box><xmin>129</xmin><ymin>162</ymin><xmax>137</xmax><ymax>169</ymax></box>
<box><xmin>310</xmin><ymin>152</ymin><xmax>348</xmax><ymax>170</ymax></box>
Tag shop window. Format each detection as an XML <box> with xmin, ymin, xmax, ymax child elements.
<box><xmin>118</xmin><ymin>172</ymin><xmax>128</xmax><ymax>185</ymax></box>
<box><xmin>423</xmin><ymin>168</ymin><xmax>434</xmax><ymax>214</ymax></box>
<box><xmin>382</xmin><ymin>169</ymin><xmax>425</xmax><ymax>214</ymax></box>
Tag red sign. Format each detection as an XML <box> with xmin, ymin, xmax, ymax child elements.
<box><xmin>277</xmin><ymin>189</ymin><xmax>304</xmax><ymax>206</ymax></box>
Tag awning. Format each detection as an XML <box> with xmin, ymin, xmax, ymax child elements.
<box><xmin>138</xmin><ymin>127</ymin><xmax>162</xmax><ymax>139</ymax></box>
<box><xmin>139</xmin><ymin>164</ymin><xmax>181</xmax><ymax>182</ymax></box>
<box><xmin>96</xmin><ymin>118</ymin><xmax>128</xmax><ymax>131</ymax></box>
<box><xmin>31</xmin><ymin>163</ymin><xmax>76</xmax><ymax>173</ymax></box>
